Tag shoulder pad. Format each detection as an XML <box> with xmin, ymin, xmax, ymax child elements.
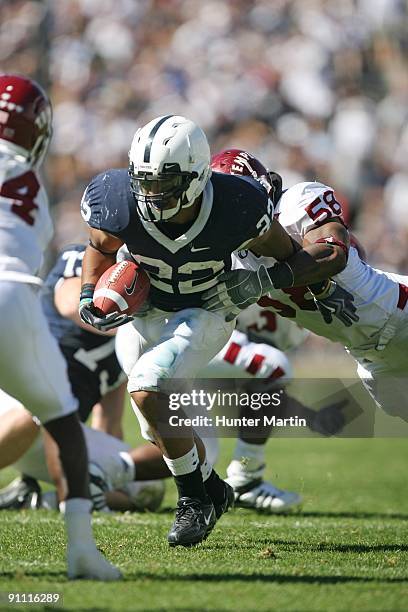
<box><xmin>80</xmin><ymin>169</ymin><xmax>131</xmax><ymax>233</ymax></box>
<box><xmin>212</xmin><ymin>173</ymin><xmax>273</xmax><ymax>243</ymax></box>
<box><xmin>276</xmin><ymin>182</ymin><xmax>343</xmax><ymax>238</ymax></box>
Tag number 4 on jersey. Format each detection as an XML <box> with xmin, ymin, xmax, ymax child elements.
<box><xmin>0</xmin><ymin>171</ymin><xmax>40</xmax><ymax>226</ymax></box>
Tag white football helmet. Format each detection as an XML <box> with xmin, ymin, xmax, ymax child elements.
<box><xmin>128</xmin><ymin>115</ymin><xmax>211</xmax><ymax>222</ymax></box>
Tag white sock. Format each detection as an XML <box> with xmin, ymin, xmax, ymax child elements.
<box><xmin>64</xmin><ymin>498</ymin><xmax>95</xmax><ymax>548</ymax></box>
<box><xmin>200</xmin><ymin>457</ymin><xmax>212</xmax><ymax>482</ymax></box>
<box><xmin>233</xmin><ymin>439</ymin><xmax>265</xmax><ymax>468</ymax></box>
<box><xmin>234</xmin><ymin>438</ymin><xmax>265</xmax><ymax>464</ymax></box>
<box><xmin>163</xmin><ymin>444</ymin><xmax>199</xmax><ymax>476</ymax></box>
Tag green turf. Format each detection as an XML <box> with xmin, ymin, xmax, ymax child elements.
<box><xmin>1</xmin><ymin>437</ymin><xmax>408</xmax><ymax>611</ymax></box>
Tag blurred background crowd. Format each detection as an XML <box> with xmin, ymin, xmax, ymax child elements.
<box><xmin>1</xmin><ymin>0</ymin><xmax>408</xmax><ymax>363</ymax></box>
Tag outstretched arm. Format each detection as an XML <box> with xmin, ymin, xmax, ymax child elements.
<box><xmin>248</xmin><ymin>217</ymin><xmax>348</xmax><ymax>287</ymax></box>
<box><xmin>203</xmin><ymin>218</ymin><xmax>357</xmax><ymax>326</ymax></box>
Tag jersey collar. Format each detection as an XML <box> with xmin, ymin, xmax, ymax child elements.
<box><xmin>139</xmin><ymin>180</ymin><xmax>214</xmax><ymax>253</ymax></box>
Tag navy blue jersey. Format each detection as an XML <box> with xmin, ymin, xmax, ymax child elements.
<box><xmin>81</xmin><ymin>169</ymin><xmax>273</xmax><ymax>311</ymax></box>
<box><xmin>42</xmin><ymin>244</ymin><xmax>109</xmax><ymax>350</ymax></box>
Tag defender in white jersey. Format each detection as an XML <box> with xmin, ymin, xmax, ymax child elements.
<box><xmin>0</xmin><ymin>74</ymin><xmax>120</xmax><ymax>580</ymax></box>
<box><xmin>205</xmin><ymin>149</ymin><xmax>408</xmax><ymax>420</ymax></box>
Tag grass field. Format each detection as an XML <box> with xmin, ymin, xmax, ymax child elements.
<box><xmin>1</xmin><ymin>433</ymin><xmax>408</xmax><ymax>611</ymax></box>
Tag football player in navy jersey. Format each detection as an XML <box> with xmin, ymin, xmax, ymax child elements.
<box><xmin>78</xmin><ymin>115</ymin><xmax>355</xmax><ymax>547</ymax></box>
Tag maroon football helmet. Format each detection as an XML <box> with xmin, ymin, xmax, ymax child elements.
<box><xmin>211</xmin><ymin>148</ymin><xmax>282</xmax><ymax>203</ymax></box>
<box><xmin>0</xmin><ymin>74</ymin><xmax>52</xmax><ymax>166</ymax></box>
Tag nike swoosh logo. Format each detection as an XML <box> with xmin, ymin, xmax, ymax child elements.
<box><xmin>191</xmin><ymin>245</ymin><xmax>211</xmax><ymax>252</ymax></box>
<box><xmin>125</xmin><ymin>271</ymin><xmax>139</xmax><ymax>295</ymax></box>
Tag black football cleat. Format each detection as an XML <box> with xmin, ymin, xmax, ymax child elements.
<box><xmin>213</xmin><ymin>480</ymin><xmax>234</xmax><ymax>520</ymax></box>
<box><xmin>167</xmin><ymin>496</ymin><xmax>216</xmax><ymax>547</ymax></box>
<box><xmin>0</xmin><ymin>475</ymin><xmax>41</xmax><ymax>510</ymax></box>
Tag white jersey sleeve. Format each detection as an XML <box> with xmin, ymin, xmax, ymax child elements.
<box><xmin>275</xmin><ymin>182</ymin><xmax>344</xmax><ymax>242</ymax></box>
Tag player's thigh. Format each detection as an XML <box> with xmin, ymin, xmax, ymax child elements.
<box><xmin>0</xmin><ymin>282</ymin><xmax>77</xmax><ymax>423</ymax></box>
<box><xmin>202</xmin><ymin>329</ymin><xmax>292</xmax><ymax>380</ymax></box>
<box><xmin>128</xmin><ymin>308</ymin><xmax>235</xmax><ymax>392</ymax></box>
<box><xmin>0</xmin><ymin>389</ymin><xmax>39</xmax><ymax>468</ymax></box>
<box><xmin>13</xmin><ymin>434</ymin><xmax>51</xmax><ymax>482</ymax></box>
<box><xmin>356</xmin><ymin>360</ymin><xmax>408</xmax><ymax>419</ymax></box>
<box><xmin>115</xmin><ymin>316</ymin><xmax>163</xmax><ymax>376</ymax></box>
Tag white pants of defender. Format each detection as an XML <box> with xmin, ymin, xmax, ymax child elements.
<box><xmin>0</xmin><ymin>281</ymin><xmax>77</xmax><ymax>423</ymax></box>
<box><xmin>116</xmin><ymin>307</ymin><xmax>234</xmax><ymax>453</ymax></box>
<box><xmin>352</xmin><ymin>307</ymin><xmax>408</xmax><ymax>420</ymax></box>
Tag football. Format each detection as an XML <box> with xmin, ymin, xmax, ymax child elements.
<box><xmin>93</xmin><ymin>260</ymin><xmax>150</xmax><ymax>316</ymax></box>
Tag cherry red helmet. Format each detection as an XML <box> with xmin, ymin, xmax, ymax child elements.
<box><xmin>211</xmin><ymin>148</ymin><xmax>282</xmax><ymax>203</ymax></box>
<box><xmin>0</xmin><ymin>74</ymin><xmax>52</xmax><ymax>166</ymax></box>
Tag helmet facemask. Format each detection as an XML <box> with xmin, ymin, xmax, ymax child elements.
<box><xmin>129</xmin><ymin>162</ymin><xmax>198</xmax><ymax>222</ymax></box>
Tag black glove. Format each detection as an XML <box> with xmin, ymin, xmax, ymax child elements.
<box><xmin>310</xmin><ymin>400</ymin><xmax>348</xmax><ymax>436</ymax></box>
<box><xmin>310</xmin><ymin>280</ymin><xmax>359</xmax><ymax>327</ymax></box>
<box><xmin>79</xmin><ymin>299</ymin><xmax>133</xmax><ymax>332</ymax></box>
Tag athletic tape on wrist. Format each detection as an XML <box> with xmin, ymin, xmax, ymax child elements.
<box><xmin>80</xmin><ymin>283</ymin><xmax>95</xmax><ymax>301</ymax></box>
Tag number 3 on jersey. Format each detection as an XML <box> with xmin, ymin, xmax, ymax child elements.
<box><xmin>0</xmin><ymin>171</ymin><xmax>40</xmax><ymax>226</ymax></box>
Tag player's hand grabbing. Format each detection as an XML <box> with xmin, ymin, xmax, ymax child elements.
<box><xmin>310</xmin><ymin>280</ymin><xmax>359</xmax><ymax>327</ymax></box>
<box><xmin>311</xmin><ymin>399</ymin><xmax>347</xmax><ymax>436</ymax></box>
<box><xmin>202</xmin><ymin>266</ymin><xmax>272</xmax><ymax>321</ymax></box>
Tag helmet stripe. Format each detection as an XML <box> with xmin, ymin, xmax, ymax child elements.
<box><xmin>143</xmin><ymin>114</ymin><xmax>173</xmax><ymax>162</ymax></box>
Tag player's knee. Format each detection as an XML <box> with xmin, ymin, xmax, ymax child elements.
<box><xmin>127</xmin><ymin>342</ymin><xmax>182</xmax><ymax>393</ymax></box>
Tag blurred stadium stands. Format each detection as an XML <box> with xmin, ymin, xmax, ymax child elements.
<box><xmin>1</xmin><ymin>0</ymin><xmax>408</xmax><ymax>364</ymax></box>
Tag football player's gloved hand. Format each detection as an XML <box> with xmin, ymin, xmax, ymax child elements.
<box><xmin>202</xmin><ymin>266</ymin><xmax>278</xmax><ymax>322</ymax></box>
<box><xmin>79</xmin><ymin>284</ymin><xmax>133</xmax><ymax>332</ymax></box>
<box><xmin>79</xmin><ymin>300</ymin><xmax>133</xmax><ymax>331</ymax></box>
<box><xmin>310</xmin><ymin>280</ymin><xmax>359</xmax><ymax>327</ymax></box>
<box><xmin>310</xmin><ymin>399</ymin><xmax>347</xmax><ymax>436</ymax></box>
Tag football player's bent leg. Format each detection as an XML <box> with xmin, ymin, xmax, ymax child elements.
<box><xmin>202</xmin><ymin>332</ymin><xmax>301</xmax><ymax>512</ymax></box>
<box><xmin>354</xmin><ymin>313</ymin><xmax>408</xmax><ymax>421</ymax></box>
<box><xmin>0</xmin><ymin>281</ymin><xmax>120</xmax><ymax>580</ymax></box>
<box><xmin>129</xmin><ymin>308</ymin><xmax>235</xmax><ymax>545</ymax></box>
